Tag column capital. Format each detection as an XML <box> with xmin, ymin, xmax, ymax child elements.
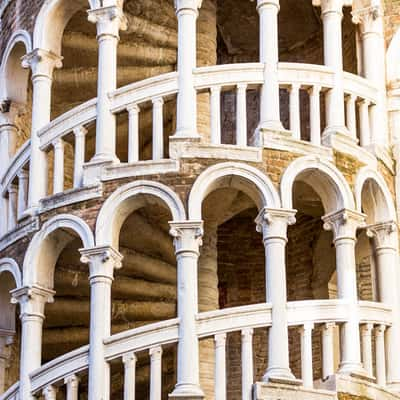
<box><xmin>169</xmin><ymin>221</ymin><xmax>204</xmax><ymax>255</ymax></box>
<box><xmin>0</xmin><ymin>100</ymin><xmax>20</xmax><ymax>126</ymax></box>
<box><xmin>312</xmin><ymin>0</ymin><xmax>344</xmax><ymax>15</ymax></box>
<box><xmin>11</xmin><ymin>285</ymin><xmax>55</xmax><ymax>320</ymax></box>
<box><xmin>87</xmin><ymin>5</ymin><xmax>127</xmax><ymax>38</ymax></box>
<box><xmin>149</xmin><ymin>346</ymin><xmax>163</xmax><ymax>359</ymax></box>
<box><xmin>366</xmin><ymin>221</ymin><xmax>398</xmax><ymax>250</ymax></box>
<box><xmin>352</xmin><ymin>5</ymin><xmax>383</xmax><ymax>36</ymax></box>
<box><xmin>360</xmin><ymin>323</ymin><xmax>374</xmax><ymax>334</ymax></box>
<box><xmin>64</xmin><ymin>374</ymin><xmax>80</xmax><ymax>387</ymax></box>
<box><xmin>255</xmin><ymin>208</ymin><xmax>297</xmax><ymax>241</ymax></box>
<box><xmin>257</xmin><ymin>0</ymin><xmax>280</xmax><ymax>12</ymax></box>
<box><xmin>73</xmin><ymin>125</ymin><xmax>88</xmax><ymax>138</ymax></box>
<box><xmin>21</xmin><ymin>48</ymin><xmax>63</xmax><ymax>79</ymax></box>
<box><xmin>80</xmin><ymin>245</ymin><xmax>123</xmax><ymax>281</ymax></box>
<box><xmin>374</xmin><ymin>324</ymin><xmax>386</xmax><ymax>336</ymax></box>
<box><xmin>322</xmin><ymin>209</ymin><xmax>366</xmax><ymax>241</ymax></box>
<box><xmin>174</xmin><ymin>0</ymin><xmax>202</xmax><ymax>14</ymax></box>
<box><xmin>122</xmin><ymin>351</ymin><xmax>137</xmax><ymax>365</ymax></box>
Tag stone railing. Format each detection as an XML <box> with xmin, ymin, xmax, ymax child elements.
<box><xmin>0</xmin><ymin>300</ymin><xmax>392</xmax><ymax>400</ymax></box>
<box><xmin>0</xmin><ymin>64</ymin><xmax>379</xmax><ymax>239</ymax></box>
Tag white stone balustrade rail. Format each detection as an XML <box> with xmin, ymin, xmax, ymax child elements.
<box><xmin>0</xmin><ymin>64</ymin><xmax>380</xmax><ymax>238</ymax></box>
<box><xmin>0</xmin><ymin>300</ymin><xmax>391</xmax><ymax>400</ymax></box>
<box><xmin>0</xmin><ymin>383</ymin><xmax>18</xmax><ymax>400</ymax></box>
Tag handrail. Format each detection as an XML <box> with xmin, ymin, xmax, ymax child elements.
<box><xmin>104</xmin><ymin>318</ymin><xmax>179</xmax><ymax>361</ymax></box>
<box><xmin>29</xmin><ymin>345</ymin><xmax>89</xmax><ymax>394</ymax></box>
<box><xmin>0</xmin><ymin>382</ymin><xmax>18</xmax><ymax>400</ymax></box>
<box><xmin>38</xmin><ymin>98</ymin><xmax>97</xmax><ymax>150</ymax></box>
<box><xmin>343</xmin><ymin>71</ymin><xmax>379</xmax><ymax>103</ymax></box>
<box><xmin>1</xmin><ymin>139</ymin><xmax>30</xmax><ymax>193</ymax></box>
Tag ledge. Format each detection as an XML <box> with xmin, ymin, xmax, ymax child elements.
<box><xmin>39</xmin><ymin>184</ymin><xmax>103</xmax><ymax>213</ymax></box>
<box><xmin>102</xmin><ymin>159</ymin><xmax>180</xmax><ymax>181</ymax></box>
<box><xmin>0</xmin><ymin>216</ymin><xmax>39</xmax><ymax>252</ymax></box>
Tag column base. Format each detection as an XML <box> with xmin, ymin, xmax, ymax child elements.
<box><xmin>321</xmin><ymin>127</ymin><xmax>356</xmax><ymax>147</ymax></box>
<box><xmin>169</xmin><ymin>384</ymin><xmax>204</xmax><ymax>400</ymax></box>
<box><xmin>337</xmin><ymin>361</ymin><xmax>367</xmax><ymax>377</ymax></box>
<box><xmin>169</xmin><ymin>135</ymin><xmax>201</xmax><ymax>159</ymax></box>
<box><xmin>387</xmin><ymin>381</ymin><xmax>400</xmax><ymax>392</ymax></box>
<box><xmin>83</xmin><ymin>158</ymin><xmax>117</xmax><ymax>185</ymax></box>
<box><xmin>255</xmin><ymin>124</ymin><xmax>292</xmax><ymax>147</ymax></box>
<box><xmin>263</xmin><ymin>367</ymin><xmax>300</xmax><ymax>385</ymax></box>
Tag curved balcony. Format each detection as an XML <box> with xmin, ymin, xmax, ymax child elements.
<box><xmin>0</xmin><ymin>301</ymin><xmax>392</xmax><ymax>400</ymax></box>
<box><xmin>0</xmin><ymin>63</ymin><xmax>380</xmax><ymax>241</ymax></box>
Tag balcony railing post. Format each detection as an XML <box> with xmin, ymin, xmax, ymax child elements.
<box><xmin>367</xmin><ymin>222</ymin><xmax>400</xmax><ymax>387</ymax></box>
<box><xmin>52</xmin><ymin>138</ymin><xmax>65</xmax><ymax>195</ymax></box>
<box><xmin>210</xmin><ymin>86</ymin><xmax>221</xmax><ymax>145</ymax></box>
<box><xmin>150</xmin><ymin>346</ymin><xmax>163</xmax><ymax>400</ymax></box>
<box><xmin>321</xmin><ymin>322</ymin><xmax>335</xmax><ymax>379</ymax></box>
<box><xmin>299</xmin><ymin>322</ymin><xmax>314</xmax><ymax>388</ymax></box>
<box><xmin>17</xmin><ymin>170</ymin><xmax>29</xmax><ymax>220</ymax></box>
<box><xmin>375</xmin><ymin>325</ymin><xmax>386</xmax><ymax>386</ymax></box>
<box><xmin>236</xmin><ymin>84</ymin><xmax>248</xmax><ymax>146</ymax></box>
<box><xmin>11</xmin><ymin>286</ymin><xmax>54</xmax><ymax>400</ymax></box>
<box><xmin>309</xmin><ymin>85</ymin><xmax>321</xmax><ymax>145</ymax></box>
<box><xmin>87</xmin><ymin>4</ymin><xmax>127</xmax><ymax>165</ymax></box>
<box><xmin>123</xmin><ymin>352</ymin><xmax>137</xmax><ymax>400</ymax></box>
<box><xmin>64</xmin><ymin>374</ymin><xmax>80</xmax><ymax>400</ymax></box>
<box><xmin>80</xmin><ymin>246</ymin><xmax>123</xmax><ymax>400</ymax></box>
<box><xmin>359</xmin><ymin>99</ymin><xmax>371</xmax><ymax>147</ymax></box>
<box><xmin>7</xmin><ymin>184</ymin><xmax>17</xmax><ymax>231</ymax></box>
<box><xmin>73</xmin><ymin>126</ymin><xmax>88</xmax><ymax>189</ymax></box>
<box><xmin>241</xmin><ymin>328</ymin><xmax>254</xmax><ymax>400</ymax></box>
<box><xmin>313</xmin><ymin>0</ymin><xmax>348</xmax><ymax>141</ymax></box>
<box><xmin>257</xmin><ymin>0</ymin><xmax>284</xmax><ymax>133</ymax></box>
<box><xmin>127</xmin><ymin>104</ymin><xmax>140</xmax><ymax>163</ymax></box>
<box><xmin>256</xmin><ymin>208</ymin><xmax>297</xmax><ymax>382</ymax></box>
<box><xmin>352</xmin><ymin>5</ymin><xmax>388</xmax><ymax>145</ymax></box>
<box><xmin>0</xmin><ymin>105</ymin><xmax>18</xmax><ymax>180</ymax></box>
<box><xmin>169</xmin><ymin>221</ymin><xmax>204</xmax><ymax>399</ymax></box>
<box><xmin>289</xmin><ymin>83</ymin><xmax>301</xmax><ymax>140</ymax></box>
<box><xmin>360</xmin><ymin>323</ymin><xmax>373</xmax><ymax>376</ymax></box>
<box><xmin>152</xmin><ymin>98</ymin><xmax>164</xmax><ymax>160</ymax></box>
<box><xmin>322</xmin><ymin>209</ymin><xmax>366</xmax><ymax>375</ymax></box>
<box><xmin>174</xmin><ymin>0</ymin><xmax>202</xmax><ymax>139</ymax></box>
<box><xmin>214</xmin><ymin>333</ymin><xmax>227</xmax><ymax>400</ymax></box>
<box><xmin>22</xmin><ymin>49</ymin><xmax>62</xmax><ymax>212</ymax></box>
<box><xmin>346</xmin><ymin>94</ymin><xmax>357</xmax><ymax>140</ymax></box>
<box><xmin>43</xmin><ymin>385</ymin><xmax>57</xmax><ymax>400</ymax></box>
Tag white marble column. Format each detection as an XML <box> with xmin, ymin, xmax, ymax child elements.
<box><xmin>256</xmin><ymin>208</ymin><xmax>296</xmax><ymax>381</ymax></box>
<box><xmin>352</xmin><ymin>4</ymin><xmax>388</xmax><ymax>145</ymax></box>
<box><xmin>300</xmin><ymin>323</ymin><xmax>314</xmax><ymax>388</ymax></box>
<box><xmin>257</xmin><ymin>0</ymin><xmax>284</xmax><ymax>132</ymax></box>
<box><xmin>323</xmin><ymin>209</ymin><xmax>366</xmax><ymax>375</ymax></box>
<box><xmin>150</xmin><ymin>346</ymin><xmax>162</xmax><ymax>400</ymax></box>
<box><xmin>0</xmin><ymin>334</ymin><xmax>13</xmax><ymax>395</ymax></box>
<box><xmin>0</xmin><ymin>103</ymin><xmax>18</xmax><ymax>180</ymax></box>
<box><xmin>375</xmin><ymin>325</ymin><xmax>386</xmax><ymax>386</ymax></box>
<box><xmin>366</xmin><ymin>222</ymin><xmax>400</xmax><ymax>387</ymax></box>
<box><xmin>88</xmin><ymin>3</ymin><xmax>127</xmax><ymax>165</ymax></box>
<box><xmin>169</xmin><ymin>221</ymin><xmax>204</xmax><ymax>399</ymax></box>
<box><xmin>122</xmin><ymin>352</ymin><xmax>137</xmax><ymax>400</ymax></box>
<box><xmin>73</xmin><ymin>126</ymin><xmax>88</xmax><ymax>189</ymax></box>
<box><xmin>313</xmin><ymin>0</ymin><xmax>348</xmax><ymax>141</ymax></box>
<box><xmin>52</xmin><ymin>138</ymin><xmax>65</xmax><ymax>194</ymax></box>
<box><xmin>11</xmin><ymin>286</ymin><xmax>55</xmax><ymax>400</ymax></box>
<box><xmin>174</xmin><ymin>0</ymin><xmax>202</xmax><ymax>138</ymax></box>
<box><xmin>321</xmin><ymin>322</ymin><xmax>335</xmax><ymax>379</ymax></box>
<box><xmin>241</xmin><ymin>328</ymin><xmax>254</xmax><ymax>400</ymax></box>
<box><xmin>64</xmin><ymin>374</ymin><xmax>80</xmax><ymax>400</ymax></box>
<box><xmin>17</xmin><ymin>170</ymin><xmax>29</xmax><ymax>219</ymax></box>
<box><xmin>80</xmin><ymin>246</ymin><xmax>123</xmax><ymax>400</ymax></box>
<box><xmin>7</xmin><ymin>185</ymin><xmax>17</xmax><ymax>231</ymax></box>
<box><xmin>22</xmin><ymin>49</ymin><xmax>62</xmax><ymax>211</ymax></box>
<box><xmin>360</xmin><ymin>323</ymin><xmax>373</xmax><ymax>376</ymax></box>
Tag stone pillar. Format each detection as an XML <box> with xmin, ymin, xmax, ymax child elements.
<box><xmin>366</xmin><ymin>222</ymin><xmax>400</xmax><ymax>388</ymax></box>
<box><xmin>11</xmin><ymin>285</ymin><xmax>55</xmax><ymax>400</ymax></box>
<box><xmin>169</xmin><ymin>221</ymin><xmax>204</xmax><ymax>399</ymax></box>
<box><xmin>17</xmin><ymin>170</ymin><xmax>29</xmax><ymax>219</ymax></box>
<box><xmin>256</xmin><ymin>208</ymin><xmax>297</xmax><ymax>381</ymax></box>
<box><xmin>322</xmin><ymin>209</ymin><xmax>366</xmax><ymax>375</ymax></box>
<box><xmin>257</xmin><ymin>0</ymin><xmax>284</xmax><ymax>133</ymax></box>
<box><xmin>352</xmin><ymin>5</ymin><xmax>388</xmax><ymax>145</ymax></box>
<box><xmin>87</xmin><ymin>3</ymin><xmax>127</xmax><ymax>166</ymax></box>
<box><xmin>313</xmin><ymin>0</ymin><xmax>348</xmax><ymax>142</ymax></box>
<box><xmin>80</xmin><ymin>246</ymin><xmax>123</xmax><ymax>400</ymax></box>
<box><xmin>0</xmin><ymin>102</ymin><xmax>18</xmax><ymax>179</ymax></box>
<box><xmin>198</xmin><ymin>224</ymin><xmax>219</xmax><ymax>399</ymax></box>
<box><xmin>22</xmin><ymin>49</ymin><xmax>63</xmax><ymax>211</ymax></box>
<box><xmin>7</xmin><ymin>185</ymin><xmax>17</xmax><ymax>231</ymax></box>
<box><xmin>174</xmin><ymin>0</ymin><xmax>202</xmax><ymax>139</ymax></box>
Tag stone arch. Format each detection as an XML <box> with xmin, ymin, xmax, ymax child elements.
<box><xmin>355</xmin><ymin>167</ymin><xmax>396</xmax><ymax>224</ymax></box>
<box><xmin>0</xmin><ymin>30</ymin><xmax>32</xmax><ymax>104</ymax></box>
<box><xmin>280</xmin><ymin>156</ymin><xmax>355</xmax><ymax>213</ymax></box>
<box><xmin>0</xmin><ymin>258</ymin><xmax>21</xmax><ymax>289</ymax></box>
<box><xmin>23</xmin><ymin>214</ymin><xmax>94</xmax><ymax>288</ymax></box>
<box><xmin>188</xmin><ymin>162</ymin><xmax>281</xmax><ymax>220</ymax></box>
<box><xmin>33</xmin><ymin>0</ymin><xmax>88</xmax><ymax>56</ymax></box>
<box><xmin>96</xmin><ymin>180</ymin><xmax>186</xmax><ymax>247</ymax></box>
